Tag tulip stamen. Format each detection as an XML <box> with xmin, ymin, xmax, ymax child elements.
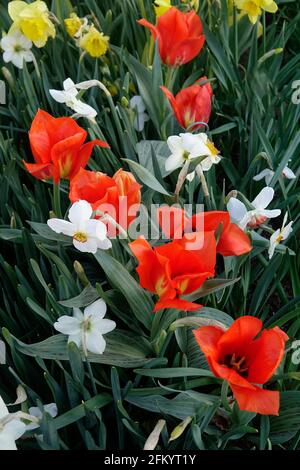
<box><xmin>223</xmin><ymin>353</ymin><xmax>249</xmax><ymax>377</ymax></box>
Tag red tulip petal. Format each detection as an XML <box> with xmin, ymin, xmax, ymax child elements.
<box><xmin>186</xmin><ymin>10</ymin><xmax>203</xmax><ymax>35</ymax></box>
<box><xmin>193</xmin><ymin>325</ymin><xmax>224</xmax><ymax>359</ymax></box>
<box><xmin>217</xmin><ymin>223</ymin><xmax>252</xmax><ymax>257</ymax></box>
<box><xmin>29</xmin><ymin>109</ymin><xmax>54</xmax><ymax>164</ymax></box>
<box><xmin>173</xmin><ymin>271</ymin><xmax>213</xmax><ymax>295</ymax></box>
<box><xmin>129</xmin><ymin>238</ymin><xmax>175</xmax><ymax>299</ymax></box>
<box><xmin>23</xmin><ymin>161</ymin><xmax>53</xmax><ymax>180</ymax></box>
<box><xmin>45</xmin><ymin>117</ymin><xmax>86</xmax><ymax>146</ymax></box>
<box><xmin>217</xmin><ymin>316</ymin><xmax>263</xmax><ymax>358</ymax></box>
<box><xmin>153</xmin><ymin>298</ymin><xmax>202</xmax><ymax>312</ymax></box>
<box><xmin>160</xmin><ymin>86</ymin><xmax>184</xmax><ymax>127</ymax></box>
<box><xmin>208</xmin><ymin>356</ymin><xmax>256</xmax><ymax>389</ymax></box>
<box><xmin>72</xmin><ymin>139</ymin><xmax>110</xmax><ymax>179</ymax></box>
<box><xmin>157</xmin><ymin>206</ymin><xmax>190</xmax><ymax>239</ymax></box>
<box><xmin>247</xmin><ymin>327</ymin><xmax>288</xmax><ymax>384</ymax></box>
<box><xmin>169</xmin><ymin>35</ymin><xmax>205</xmax><ymax>65</ymax></box>
<box><xmin>51</xmin><ymin>132</ymin><xmax>87</xmax><ymax>183</ymax></box>
<box><xmin>137</xmin><ymin>18</ymin><xmax>159</xmax><ymax>41</ymax></box>
<box><xmin>230</xmin><ymin>384</ymin><xmax>280</xmax><ymax>415</ymax></box>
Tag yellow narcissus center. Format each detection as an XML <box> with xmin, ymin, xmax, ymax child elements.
<box><xmin>64</xmin><ymin>13</ymin><xmax>82</xmax><ymax>38</ymax></box>
<box><xmin>206</xmin><ymin>140</ymin><xmax>220</xmax><ymax>156</ymax></box>
<box><xmin>80</xmin><ymin>27</ymin><xmax>109</xmax><ymax>58</ymax></box>
<box><xmin>73</xmin><ymin>232</ymin><xmax>88</xmax><ymax>243</ymax></box>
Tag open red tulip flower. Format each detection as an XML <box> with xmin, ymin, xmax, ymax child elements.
<box><xmin>69</xmin><ymin>168</ymin><xmax>141</xmax><ymax>230</ymax></box>
<box><xmin>157</xmin><ymin>206</ymin><xmax>252</xmax><ymax>257</ymax></box>
<box><xmin>193</xmin><ymin>316</ymin><xmax>288</xmax><ymax>415</ymax></box>
<box><xmin>129</xmin><ymin>231</ymin><xmax>216</xmax><ymax>312</ymax></box>
<box><xmin>24</xmin><ymin>110</ymin><xmax>109</xmax><ymax>183</ymax></box>
<box><xmin>161</xmin><ymin>79</ymin><xmax>213</xmax><ymax>130</ymax></box>
<box><xmin>138</xmin><ymin>7</ymin><xmax>205</xmax><ymax>66</ymax></box>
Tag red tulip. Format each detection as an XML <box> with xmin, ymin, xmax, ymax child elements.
<box><xmin>24</xmin><ymin>110</ymin><xmax>109</xmax><ymax>183</ymax></box>
<box><xmin>161</xmin><ymin>78</ymin><xmax>213</xmax><ymax>129</ymax></box>
<box><xmin>138</xmin><ymin>7</ymin><xmax>205</xmax><ymax>66</ymax></box>
<box><xmin>69</xmin><ymin>168</ymin><xmax>141</xmax><ymax>230</ymax></box>
<box><xmin>157</xmin><ymin>206</ymin><xmax>252</xmax><ymax>257</ymax></box>
<box><xmin>193</xmin><ymin>316</ymin><xmax>288</xmax><ymax>415</ymax></box>
<box><xmin>129</xmin><ymin>231</ymin><xmax>216</xmax><ymax>312</ymax></box>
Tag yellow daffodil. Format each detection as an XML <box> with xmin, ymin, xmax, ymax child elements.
<box><xmin>154</xmin><ymin>0</ymin><xmax>172</xmax><ymax>18</ymax></box>
<box><xmin>234</xmin><ymin>0</ymin><xmax>278</xmax><ymax>24</ymax></box>
<box><xmin>8</xmin><ymin>0</ymin><xmax>55</xmax><ymax>48</ymax></box>
<box><xmin>64</xmin><ymin>13</ymin><xmax>82</xmax><ymax>38</ymax></box>
<box><xmin>80</xmin><ymin>26</ymin><xmax>109</xmax><ymax>58</ymax></box>
<box><xmin>228</xmin><ymin>0</ymin><xmax>263</xmax><ymax>36</ymax></box>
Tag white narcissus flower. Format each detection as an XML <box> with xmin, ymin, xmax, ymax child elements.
<box><xmin>253</xmin><ymin>165</ymin><xmax>296</xmax><ymax>185</ymax></box>
<box><xmin>0</xmin><ymin>30</ymin><xmax>34</xmax><ymax>69</ymax></box>
<box><xmin>268</xmin><ymin>213</ymin><xmax>293</xmax><ymax>259</ymax></box>
<box><xmin>54</xmin><ymin>299</ymin><xmax>116</xmax><ymax>355</ymax></box>
<box><xmin>227</xmin><ymin>187</ymin><xmax>281</xmax><ymax>231</ymax></box>
<box><xmin>47</xmin><ymin>200</ymin><xmax>112</xmax><ymax>254</ymax></box>
<box><xmin>129</xmin><ymin>95</ymin><xmax>150</xmax><ymax>132</ymax></box>
<box><xmin>0</xmin><ymin>395</ymin><xmax>26</xmax><ymax>450</ymax></box>
<box><xmin>49</xmin><ymin>78</ymin><xmax>98</xmax><ymax>120</ymax></box>
<box><xmin>26</xmin><ymin>404</ymin><xmax>58</xmax><ymax>431</ymax></box>
<box><xmin>165</xmin><ymin>132</ymin><xmax>221</xmax><ymax>177</ymax></box>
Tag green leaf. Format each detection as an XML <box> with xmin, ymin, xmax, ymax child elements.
<box><xmin>122</xmin><ymin>158</ymin><xmax>170</xmax><ymax>196</ymax></box>
<box><xmin>4</xmin><ymin>329</ymin><xmax>155</xmax><ymax>368</ymax></box>
<box><xmin>94</xmin><ymin>250</ymin><xmax>154</xmax><ymax>330</ymax></box>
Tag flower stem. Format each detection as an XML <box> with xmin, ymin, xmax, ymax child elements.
<box><xmin>85</xmin><ymin>357</ymin><xmax>97</xmax><ymax>396</ymax></box>
<box><xmin>94</xmin><ymin>210</ymin><xmax>129</xmax><ymax>239</ymax></box>
<box><xmin>195</xmin><ymin>164</ymin><xmax>211</xmax><ymax>209</ymax></box>
<box><xmin>221</xmin><ymin>381</ymin><xmax>232</xmax><ymax>413</ymax></box>
<box><xmin>175</xmin><ymin>161</ymin><xmax>190</xmax><ymax>198</ymax></box>
<box><xmin>53</xmin><ymin>182</ymin><xmax>62</xmax><ymax>218</ymax></box>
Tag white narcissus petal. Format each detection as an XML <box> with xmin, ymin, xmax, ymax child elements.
<box><xmin>68</xmin><ymin>200</ymin><xmax>93</xmax><ymax>225</ymax></box>
<box><xmin>268</xmin><ymin>229</ymin><xmax>280</xmax><ymax>259</ymax></box>
<box><xmin>253</xmin><ymin>169</ymin><xmax>274</xmax><ymax>184</ymax></box>
<box><xmin>165</xmin><ymin>153</ymin><xmax>184</xmax><ymax>173</ymax></box>
<box><xmin>97</xmin><ymin>238</ymin><xmax>112</xmax><ymax>250</ymax></box>
<box><xmin>180</xmin><ymin>133</ymin><xmax>200</xmax><ymax>153</ymax></box>
<box><xmin>0</xmin><ymin>396</ymin><xmax>9</xmax><ymax>420</ymax></box>
<box><xmin>3</xmin><ymin>51</ymin><xmax>14</xmax><ymax>63</ymax></box>
<box><xmin>47</xmin><ymin>219</ymin><xmax>75</xmax><ymax>236</ymax></box>
<box><xmin>54</xmin><ymin>316</ymin><xmax>81</xmax><ymax>335</ymax></box>
<box><xmin>4</xmin><ymin>419</ymin><xmax>26</xmax><ymax>442</ymax></box>
<box><xmin>63</xmin><ymin>78</ymin><xmax>76</xmax><ymax>92</ymax></box>
<box><xmin>227</xmin><ymin>198</ymin><xmax>247</xmax><ymax>223</ymax></box>
<box><xmin>200</xmin><ymin>157</ymin><xmax>213</xmax><ymax>172</ymax></box>
<box><xmin>93</xmin><ymin>318</ymin><xmax>116</xmax><ymax>335</ymax></box>
<box><xmin>283</xmin><ymin>166</ymin><xmax>296</xmax><ymax>179</ymax></box>
<box><xmin>186</xmin><ymin>171</ymin><xmax>195</xmax><ymax>182</ymax></box>
<box><xmin>11</xmin><ymin>52</ymin><xmax>24</xmax><ymax>69</ymax></box>
<box><xmin>84</xmin><ymin>299</ymin><xmax>107</xmax><ymax>319</ymax></box>
<box><xmin>130</xmin><ymin>95</ymin><xmax>146</xmax><ymax>113</ymax></box>
<box><xmin>263</xmin><ymin>209</ymin><xmax>281</xmax><ymax>219</ymax></box>
<box><xmin>44</xmin><ymin>403</ymin><xmax>58</xmax><ymax>418</ymax></box>
<box><xmin>73</xmin><ymin>238</ymin><xmax>98</xmax><ymax>254</ymax></box>
<box><xmin>73</xmin><ymin>308</ymin><xmax>84</xmax><ymax>320</ymax></box>
<box><xmin>49</xmin><ymin>89</ymin><xmax>69</xmax><ymax>103</ymax></box>
<box><xmin>282</xmin><ymin>221</ymin><xmax>293</xmax><ymax>239</ymax></box>
<box><xmin>86</xmin><ymin>219</ymin><xmax>107</xmax><ymax>241</ymax></box>
<box><xmin>68</xmin><ymin>334</ymin><xmax>81</xmax><ymax>348</ymax></box>
<box><xmin>252</xmin><ymin>186</ymin><xmax>274</xmax><ymax>209</ymax></box>
<box><xmin>72</xmin><ymin>100</ymin><xmax>97</xmax><ymax>119</ymax></box>
<box><xmin>85</xmin><ymin>331</ymin><xmax>106</xmax><ymax>355</ymax></box>
<box><xmin>167</xmin><ymin>135</ymin><xmax>183</xmax><ymax>153</ymax></box>
<box><xmin>134</xmin><ymin>112</ymin><xmax>149</xmax><ymax>132</ymax></box>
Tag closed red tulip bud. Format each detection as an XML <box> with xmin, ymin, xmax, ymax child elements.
<box><xmin>138</xmin><ymin>7</ymin><xmax>205</xmax><ymax>66</ymax></box>
<box><xmin>161</xmin><ymin>78</ymin><xmax>213</xmax><ymax>130</ymax></box>
<box><xmin>24</xmin><ymin>109</ymin><xmax>109</xmax><ymax>183</ymax></box>
<box><xmin>194</xmin><ymin>316</ymin><xmax>288</xmax><ymax>415</ymax></box>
